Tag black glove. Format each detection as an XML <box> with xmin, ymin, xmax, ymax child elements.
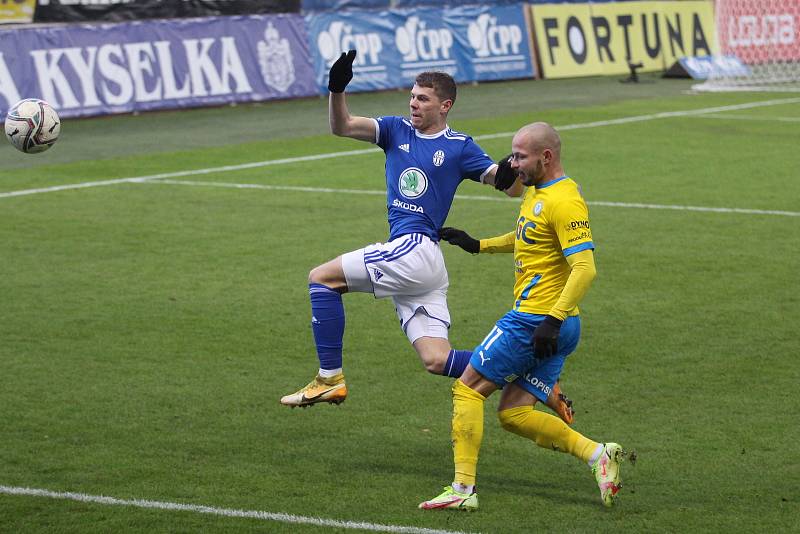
<box><xmin>439</xmin><ymin>227</ymin><xmax>480</xmax><ymax>254</ymax></box>
<box><xmin>533</xmin><ymin>315</ymin><xmax>562</xmax><ymax>360</ymax></box>
<box><xmin>493</xmin><ymin>153</ymin><xmax>518</xmax><ymax>191</ymax></box>
<box><xmin>328</xmin><ymin>49</ymin><xmax>356</xmax><ymax>93</ymax></box>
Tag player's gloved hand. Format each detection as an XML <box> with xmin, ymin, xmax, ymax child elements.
<box><xmin>493</xmin><ymin>153</ymin><xmax>518</xmax><ymax>191</ymax></box>
<box><xmin>328</xmin><ymin>49</ymin><xmax>357</xmax><ymax>93</ymax></box>
<box><xmin>533</xmin><ymin>315</ymin><xmax>562</xmax><ymax>361</ymax></box>
<box><xmin>439</xmin><ymin>227</ymin><xmax>480</xmax><ymax>254</ymax></box>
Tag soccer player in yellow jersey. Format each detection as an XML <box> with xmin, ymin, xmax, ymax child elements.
<box><xmin>419</xmin><ymin>122</ymin><xmax>627</xmax><ymax>511</ymax></box>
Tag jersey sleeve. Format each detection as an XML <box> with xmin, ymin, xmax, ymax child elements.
<box><xmin>551</xmin><ymin>195</ymin><xmax>594</xmax><ymax>257</ymax></box>
<box><xmin>480</xmin><ymin>231</ymin><xmax>515</xmax><ymax>253</ymax></box>
<box><xmin>549</xmin><ymin>248</ymin><xmax>596</xmax><ymax>320</ymax></box>
<box><xmin>375</xmin><ymin>116</ymin><xmax>399</xmax><ymax>150</ymax></box>
<box><xmin>459</xmin><ymin>138</ymin><xmax>495</xmax><ymax>182</ymax></box>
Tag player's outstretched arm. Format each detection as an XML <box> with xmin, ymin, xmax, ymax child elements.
<box><xmin>328</xmin><ymin>50</ymin><xmax>376</xmax><ymax>142</ymax></box>
<box><xmin>485</xmin><ymin>154</ymin><xmax>524</xmax><ymax>197</ymax></box>
<box><xmin>439</xmin><ymin>227</ymin><xmax>479</xmax><ymax>254</ymax></box>
<box><xmin>439</xmin><ymin>228</ymin><xmax>515</xmax><ymax>254</ymax></box>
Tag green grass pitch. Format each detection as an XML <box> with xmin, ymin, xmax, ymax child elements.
<box><xmin>1</xmin><ymin>74</ymin><xmax>798</xmax><ymax>533</ymax></box>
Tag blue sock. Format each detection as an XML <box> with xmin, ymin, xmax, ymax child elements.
<box><xmin>309</xmin><ymin>283</ymin><xmax>345</xmax><ymax>371</ymax></box>
<box><xmin>443</xmin><ymin>349</ymin><xmax>472</xmax><ymax>377</ymax></box>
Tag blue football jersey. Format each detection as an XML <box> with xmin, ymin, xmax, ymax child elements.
<box><xmin>374</xmin><ymin>116</ymin><xmax>494</xmax><ymax>241</ymax></box>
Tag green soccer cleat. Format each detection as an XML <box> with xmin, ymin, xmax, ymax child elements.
<box><xmin>418</xmin><ymin>486</ymin><xmax>478</xmax><ymax>511</ymax></box>
<box><xmin>279</xmin><ymin>373</ymin><xmax>347</xmax><ymax>407</ymax></box>
<box><xmin>591</xmin><ymin>442</ymin><xmax>625</xmax><ymax>507</ymax></box>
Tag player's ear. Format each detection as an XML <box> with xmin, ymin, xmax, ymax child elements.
<box><xmin>440</xmin><ymin>99</ymin><xmax>453</xmax><ymax>114</ymax></box>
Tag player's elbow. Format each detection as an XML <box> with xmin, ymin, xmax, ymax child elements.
<box><xmin>585</xmin><ymin>261</ymin><xmax>597</xmax><ymax>282</ymax></box>
<box><xmin>329</xmin><ymin>121</ymin><xmax>347</xmax><ymax>137</ymax></box>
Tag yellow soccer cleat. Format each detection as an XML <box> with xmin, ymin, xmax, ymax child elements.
<box><xmin>592</xmin><ymin>442</ymin><xmax>625</xmax><ymax>507</ymax></box>
<box><xmin>418</xmin><ymin>486</ymin><xmax>478</xmax><ymax>511</ymax></box>
<box><xmin>280</xmin><ymin>373</ymin><xmax>347</xmax><ymax>407</ymax></box>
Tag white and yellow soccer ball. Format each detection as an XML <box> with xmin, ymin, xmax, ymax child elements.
<box><xmin>4</xmin><ymin>98</ymin><xmax>61</xmax><ymax>154</ymax></box>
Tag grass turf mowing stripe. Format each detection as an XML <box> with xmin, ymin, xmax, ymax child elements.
<box><xmin>2</xmin><ymin>97</ymin><xmax>798</xmax><ymax>201</ymax></box>
<box><xmin>0</xmin><ymin>485</ymin><xmax>477</xmax><ymax>534</ymax></box>
<box><xmin>142</xmin><ymin>179</ymin><xmax>800</xmax><ymax>218</ymax></box>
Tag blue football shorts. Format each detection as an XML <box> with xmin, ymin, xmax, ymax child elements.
<box><xmin>468</xmin><ymin>310</ymin><xmax>581</xmax><ymax>403</ymax></box>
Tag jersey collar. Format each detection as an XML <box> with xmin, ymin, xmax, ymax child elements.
<box><xmin>414</xmin><ymin>124</ymin><xmax>449</xmax><ymax>139</ymax></box>
<box><xmin>535</xmin><ymin>175</ymin><xmax>568</xmax><ymax>189</ymax></box>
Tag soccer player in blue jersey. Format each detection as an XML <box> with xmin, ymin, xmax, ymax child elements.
<box><xmin>280</xmin><ymin>49</ymin><xmax>544</xmax><ymax>409</ymax></box>
<box><xmin>419</xmin><ymin>122</ymin><xmax>626</xmax><ymax>511</ymax></box>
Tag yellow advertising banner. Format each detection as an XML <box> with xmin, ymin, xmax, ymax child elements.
<box><xmin>531</xmin><ymin>1</ymin><xmax>717</xmax><ymax>79</ymax></box>
<box><xmin>0</xmin><ymin>0</ymin><xmax>36</xmax><ymax>24</ymax></box>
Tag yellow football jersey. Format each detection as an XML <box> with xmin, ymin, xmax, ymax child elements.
<box><xmin>512</xmin><ymin>176</ymin><xmax>593</xmax><ymax>315</ymax></box>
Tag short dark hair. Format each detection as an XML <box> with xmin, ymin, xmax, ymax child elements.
<box><xmin>415</xmin><ymin>72</ymin><xmax>457</xmax><ymax>104</ymax></box>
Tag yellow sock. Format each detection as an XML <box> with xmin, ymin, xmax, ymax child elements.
<box><xmin>451</xmin><ymin>380</ymin><xmax>486</xmax><ymax>487</ymax></box>
<box><xmin>498</xmin><ymin>405</ymin><xmax>598</xmax><ymax>463</ymax></box>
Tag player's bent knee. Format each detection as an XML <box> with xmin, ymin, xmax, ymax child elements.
<box><xmin>308</xmin><ymin>265</ymin><xmax>326</xmax><ymax>284</ymax></box>
<box><xmin>421</xmin><ymin>357</ymin><xmax>444</xmax><ymax>374</ymax></box>
<box><xmin>411</xmin><ymin>333</ymin><xmax>450</xmax><ymax>375</ymax></box>
<box><xmin>413</xmin><ymin>343</ymin><xmax>447</xmax><ymax>374</ymax></box>
<box><xmin>498</xmin><ymin>410</ymin><xmax>524</xmax><ymax>435</ymax></box>
<box><xmin>308</xmin><ymin>263</ymin><xmax>346</xmax><ymax>291</ymax></box>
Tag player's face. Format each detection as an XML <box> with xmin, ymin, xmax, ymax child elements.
<box><xmin>511</xmin><ymin>139</ymin><xmax>547</xmax><ymax>186</ymax></box>
<box><xmin>409</xmin><ymin>85</ymin><xmax>451</xmax><ymax>133</ymax></box>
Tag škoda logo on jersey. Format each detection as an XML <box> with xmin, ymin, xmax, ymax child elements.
<box><xmin>398</xmin><ymin>167</ymin><xmax>428</xmax><ymax>199</ymax></box>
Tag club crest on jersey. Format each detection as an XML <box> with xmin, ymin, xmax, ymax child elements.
<box><xmin>432</xmin><ymin>150</ymin><xmax>445</xmax><ymax>167</ymax></box>
<box><xmin>398</xmin><ymin>167</ymin><xmax>428</xmax><ymax>199</ymax></box>
<box><xmin>533</xmin><ymin>201</ymin><xmax>544</xmax><ymax>216</ymax></box>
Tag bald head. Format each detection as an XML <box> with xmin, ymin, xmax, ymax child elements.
<box><xmin>510</xmin><ymin>122</ymin><xmax>565</xmax><ymax>186</ymax></box>
<box><xmin>515</xmin><ymin>122</ymin><xmax>561</xmax><ymax>158</ymax></box>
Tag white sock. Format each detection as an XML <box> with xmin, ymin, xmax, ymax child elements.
<box><xmin>452</xmin><ymin>482</ymin><xmax>474</xmax><ymax>495</ymax></box>
<box><xmin>318</xmin><ymin>368</ymin><xmax>342</xmax><ymax>379</ymax></box>
<box><xmin>587</xmin><ymin>443</ymin><xmax>604</xmax><ymax>466</ymax></box>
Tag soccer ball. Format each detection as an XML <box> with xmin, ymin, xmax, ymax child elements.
<box><xmin>4</xmin><ymin>98</ymin><xmax>61</xmax><ymax>154</ymax></box>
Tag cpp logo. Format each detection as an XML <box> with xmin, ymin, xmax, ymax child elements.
<box><xmin>395</xmin><ymin>16</ymin><xmax>454</xmax><ymax>62</ymax></box>
<box><xmin>468</xmin><ymin>14</ymin><xmax>523</xmax><ymax>58</ymax></box>
<box><xmin>317</xmin><ymin>21</ymin><xmax>382</xmax><ymax>65</ymax></box>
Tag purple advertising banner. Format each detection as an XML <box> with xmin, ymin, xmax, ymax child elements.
<box><xmin>0</xmin><ymin>14</ymin><xmax>317</xmax><ymax>119</ymax></box>
<box><xmin>34</xmin><ymin>0</ymin><xmax>301</xmax><ymax>23</ymax></box>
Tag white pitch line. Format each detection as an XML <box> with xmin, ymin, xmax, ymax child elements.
<box><xmin>2</xmin><ymin>96</ymin><xmax>799</xmax><ymax>201</ymax></box>
<box><xmin>0</xmin><ymin>148</ymin><xmax>380</xmax><ymax>199</ymax></box>
<box><xmin>0</xmin><ymin>485</ymin><xmax>475</xmax><ymax>534</ymax></box>
<box><xmin>587</xmin><ymin>200</ymin><xmax>799</xmax><ymax>217</ymax></box>
<box><xmin>474</xmin><ymin>96</ymin><xmax>800</xmax><ymax>139</ymax></box>
<box><xmin>147</xmin><ymin>179</ymin><xmax>800</xmax><ymax>217</ymax></box>
<box><xmin>691</xmin><ymin>113</ymin><xmax>800</xmax><ymax>123</ymax></box>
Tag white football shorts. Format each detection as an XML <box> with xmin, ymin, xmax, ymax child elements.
<box><xmin>341</xmin><ymin>233</ymin><xmax>450</xmax><ymax>343</ymax></box>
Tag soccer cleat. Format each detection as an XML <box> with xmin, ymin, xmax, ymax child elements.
<box><xmin>280</xmin><ymin>373</ymin><xmax>347</xmax><ymax>407</ymax></box>
<box><xmin>418</xmin><ymin>486</ymin><xmax>478</xmax><ymax>511</ymax></box>
<box><xmin>592</xmin><ymin>442</ymin><xmax>625</xmax><ymax>507</ymax></box>
<box><xmin>547</xmin><ymin>380</ymin><xmax>575</xmax><ymax>425</ymax></box>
